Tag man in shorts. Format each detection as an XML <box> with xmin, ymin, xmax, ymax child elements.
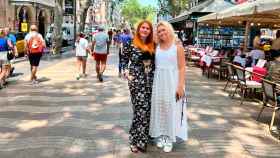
<box><xmin>24</xmin><ymin>25</ymin><xmax>45</xmax><ymax>84</ymax></box>
<box><xmin>75</xmin><ymin>33</ymin><xmax>91</xmax><ymax>80</ymax></box>
<box><xmin>92</xmin><ymin>27</ymin><xmax>110</xmax><ymax>82</ymax></box>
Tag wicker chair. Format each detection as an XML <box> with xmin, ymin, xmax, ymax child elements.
<box><xmin>232</xmin><ymin>66</ymin><xmax>262</xmax><ymax>105</ymax></box>
<box><xmin>223</xmin><ymin>63</ymin><xmax>238</xmax><ymax>96</ymax></box>
<box><xmin>257</xmin><ymin>79</ymin><xmax>280</xmax><ymax>130</ymax></box>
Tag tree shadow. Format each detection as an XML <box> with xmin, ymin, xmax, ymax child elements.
<box><xmin>1</xmin><ymin>61</ymin><xmax>280</xmax><ymax>157</ymax></box>
<box><xmin>185</xmin><ymin>66</ymin><xmax>280</xmax><ymax>157</ymax></box>
<box><xmin>9</xmin><ymin>72</ymin><xmax>24</xmax><ymax>78</ymax></box>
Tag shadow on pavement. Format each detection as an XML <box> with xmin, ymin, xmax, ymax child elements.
<box><xmin>0</xmin><ymin>56</ymin><xmax>280</xmax><ymax>157</ymax></box>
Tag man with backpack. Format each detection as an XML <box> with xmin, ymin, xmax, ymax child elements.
<box><xmin>24</xmin><ymin>25</ymin><xmax>45</xmax><ymax>84</ymax></box>
<box><xmin>92</xmin><ymin>27</ymin><xmax>110</xmax><ymax>82</ymax></box>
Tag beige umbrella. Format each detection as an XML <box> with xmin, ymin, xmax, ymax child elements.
<box><xmin>198</xmin><ymin>0</ymin><xmax>280</xmax><ymax>25</ymax></box>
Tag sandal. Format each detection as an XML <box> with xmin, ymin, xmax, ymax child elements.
<box><xmin>130</xmin><ymin>145</ymin><xmax>138</xmax><ymax>153</ymax></box>
<box><xmin>137</xmin><ymin>146</ymin><xmax>147</xmax><ymax>153</ymax></box>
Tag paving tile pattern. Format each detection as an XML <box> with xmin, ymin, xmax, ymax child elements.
<box><xmin>0</xmin><ymin>49</ymin><xmax>279</xmax><ymax>158</ymax></box>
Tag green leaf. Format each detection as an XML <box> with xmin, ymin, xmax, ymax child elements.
<box><xmin>120</xmin><ymin>0</ymin><xmax>156</xmax><ymax>26</ymax></box>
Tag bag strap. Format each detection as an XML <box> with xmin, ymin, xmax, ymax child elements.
<box><xmin>180</xmin><ymin>94</ymin><xmax>187</xmax><ymax>126</ymax></box>
<box><xmin>28</xmin><ymin>33</ymin><xmax>40</xmax><ymax>48</ymax></box>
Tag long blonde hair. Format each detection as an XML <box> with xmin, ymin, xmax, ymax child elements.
<box><xmin>156</xmin><ymin>21</ymin><xmax>176</xmax><ymax>44</ymax></box>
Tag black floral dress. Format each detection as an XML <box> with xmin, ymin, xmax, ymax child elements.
<box><xmin>122</xmin><ymin>43</ymin><xmax>155</xmax><ymax>149</ymax></box>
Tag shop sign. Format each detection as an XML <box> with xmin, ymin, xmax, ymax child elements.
<box><xmin>186</xmin><ymin>21</ymin><xmax>194</xmax><ymax>28</ymax></box>
<box><xmin>21</xmin><ymin>22</ymin><xmax>28</xmax><ymax>32</ymax></box>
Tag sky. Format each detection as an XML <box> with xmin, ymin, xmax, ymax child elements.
<box><xmin>139</xmin><ymin>0</ymin><xmax>157</xmax><ymax>7</ymax></box>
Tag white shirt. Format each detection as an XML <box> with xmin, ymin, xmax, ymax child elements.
<box><xmin>249</xmin><ymin>49</ymin><xmax>265</xmax><ymax>60</ymax></box>
<box><xmin>233</xmin><ymin>56</ymin><xmax>246</xmax><ymax>67</ymax></box>
<box><xmin>75</xmin><ymin>38</ymin><xmax>89</xmax><ymax>57</ymax></box>
<box><xmin>249</xmin><ymin>49</ymin><xmax>265</xmax><ymax>66</ymax></box>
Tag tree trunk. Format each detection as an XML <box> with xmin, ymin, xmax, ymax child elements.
<box><xmin>80</xmin><ymin>7</ymin><xmax>89</xmax><ymax>33</ymax></box>
<box><xmin>52</xmin><ymin>0</ymin><xmax>63</xmax><ymax>55</ymax></box>
<box><xmin>79</xmin><ymin>0</ymin><xmax>90</xmax><ymax>34</ymax></box>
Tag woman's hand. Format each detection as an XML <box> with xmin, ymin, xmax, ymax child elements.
<box><xmin>123</xmin><ymin>71</ymin><xmax>134</xmax><ymax>81</ymax></box>
<box><xmin>176</xmin><ymin>85</ymin><xmax>185</xmax><ymax>101</ymax></box>
<box><xmin>123</xmin><ymin>71</ymin><xmax>129</xmax><ymax>79</ymax></box>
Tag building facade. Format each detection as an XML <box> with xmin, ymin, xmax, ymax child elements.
<box><xmin>0</xmin><ymin>0</ymin><xmax>54</xmax><ymax>36</ymax></box>
<box><xmin>85</xmin><ymin>0</ymin><xmax>122</xmax><ymax>30</ymax></box>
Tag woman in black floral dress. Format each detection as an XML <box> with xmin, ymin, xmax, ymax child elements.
<box><xmin>122</xmin><ymin>20</ymin><xmax>155</xmax><ymax>153</ymax></box>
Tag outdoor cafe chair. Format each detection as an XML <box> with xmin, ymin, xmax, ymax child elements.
<box><xmin>232</xmin><ymin>66</ymin><xmax>262</xmax><ymax>105</ymax></box>
<box><xmin>185</xmin><ymin>47</ymin><xmax>201</xmax><ymax>66</ymax></box>
<box><xmin>223</xmin><ymin>63</ymin><xmax>238</xmax><ymax>96</ymax></box>
<box><xmin>212</xmin><ymin>58</ymin><xmax>228</xmax><ymax>80</ymax></box>
<box><xmin>188</xmin><ymin>52</ymin><xmax>200</xmax><ymax>66</ymax></box>
<box><xmin>257</xmin><ymin>79</ymin><xmax>280</xmax><ymax>130</ymax></box>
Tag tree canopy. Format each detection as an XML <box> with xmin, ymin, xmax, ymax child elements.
<box><xmin>120</xmin><ymin>0</ymin><xmax>156</xmax><ymax>27</ymax></box>
<box><xmin>157</xmin><ymin>0</ymin><xmax>189</xmax><ymax>17</ymax></box>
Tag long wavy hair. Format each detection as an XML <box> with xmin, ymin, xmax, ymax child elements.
<box><xmin>156</xmin><ymin>21</ymin><xmax>176</xmax><ymax>44</ymax></box>
<box><xmin>133</xmin><ymin>20</ymin><xmax>155</xmax><ymax>55</ymax></box>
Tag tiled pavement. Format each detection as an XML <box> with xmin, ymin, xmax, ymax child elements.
<box><xmin>0</xmin><ymin>48</ymin><xmax>279</xmax><ymax>158</ymax></box>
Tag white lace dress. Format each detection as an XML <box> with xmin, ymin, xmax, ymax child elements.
<box><xmin>149</xmin><ymin>44</ymin><xmax>188</xmax><ymax>143</ymax></box>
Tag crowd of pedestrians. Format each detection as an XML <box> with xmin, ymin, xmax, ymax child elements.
<box><xmin>0</xmin><ymin>21</ymin><xmax>189</xmax><ymax>153</ymax></box>
<box><xmin>0</xmin><ymin>25</ymin><xmax>46</xmax><ymax>87</ymax></box>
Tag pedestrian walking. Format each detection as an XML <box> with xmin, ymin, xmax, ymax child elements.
<box><xmin>113</xmin><ymin>30</ymin><xmax>120</xmax><ymax>46</ymax></box>
<box><xmin>0</xmin><ymin>28</ymin><xmax>13</xmax><ymax>88</ymax></box>
<box><xmin>24</xmin><ymin>25</ymin><xmax>46</xmax><ymax>84</ymax></box>
<box><xmin>92</xmin><ymin>27</ymin><xmax>110</xmax><ymax>82</ymax></box>
<box><xmin>119</xmin><ymin>29</ymin><xmax>132</xmax><ymax>77</ymax></box>
<box><xmin>122</xmin><ymin>20</ymin><xmax>155</xmax><ymax>153</ymax></box>
<box><xmin>4</xmin><ymin>27</ymin><xmax>18</xmax><ymax>77</ymax></box>
<box><xmin>75</xmin><ymin>33</ymin><xmax>91</xmax><ymax>80</ymax></box>
<box><xmin>149</xmin><ymin>21</ymin><xmax>188</xmax><ymax>153</ymax></box>
<box><xmin>108</xmin><ymin>29</ymin><xmax>113</xmax><ymax>45</ymax></box>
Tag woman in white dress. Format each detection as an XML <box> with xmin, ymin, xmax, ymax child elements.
<box><xmin>149</xmin><ymin>21</ymin><xmax>188</xmax><ymax>153</ymax></box>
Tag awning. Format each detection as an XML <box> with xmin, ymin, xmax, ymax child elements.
<box><xmin>198</xmin><ymin>0</ymin><xmax>280</xmax><ymax>26</ymax></box>
<box><xmin>169</xmin><ymin>10</ymin><xmax>190</xmax><ymax>23</ymax></box>
<box><xmin>169</xmin><ymin>0</ymin><xmax>214</xmax><ymax>23</ymax></box>
<box><xmin>9</xmin><ymin>0</ymin><xmax>55</xmax><ymax>8</ymax></box>
<box><xmin>188</xmin><ymin>0</ymin><xmax>214</xmax><ymax>13</ymax></box>
<box><xmin>200</xmin><ymin>0</ymin><xmax>234</xmax><ymax>13</ymax></box>
<box><xmin>169</xmin><ymin>0</ymin><xmax>233</xmax><ymax>23</ymax></box>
